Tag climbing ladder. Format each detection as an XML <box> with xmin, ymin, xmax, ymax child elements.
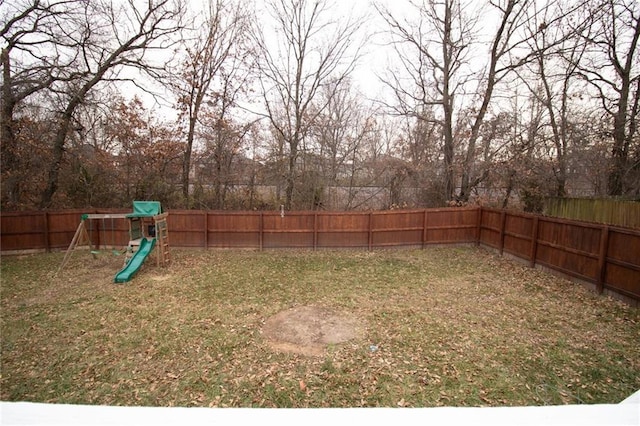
<box><xmin>154</xmin><ymin>213</ymin><xmax>170</xmax><ymax>266</ymax></box>
<box><xmin>122</xmin><ymin>212</ymin><xmax>170</xmax><ymax>268</ymax></box>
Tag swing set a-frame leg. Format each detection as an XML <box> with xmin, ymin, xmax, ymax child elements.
<box><xmin>56</xmin><ymin>221</ymin><xmax>91</xmax><ymax>275</ymax></box>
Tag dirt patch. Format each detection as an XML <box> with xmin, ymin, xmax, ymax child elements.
<box><xmin>262</xmin><ymin>305</ymin><xmax>364</xmax><ymax>356</ymax></box>
<box><xmin>150</xmin><ymin>274</ymin><xmax>172</xmax><ymax>282</ymax></box>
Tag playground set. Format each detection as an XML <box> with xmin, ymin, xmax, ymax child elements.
<box><xmin>59</xmin><ymin>201</ymin><xmax>170</xmax><ymax>283</ymax></box>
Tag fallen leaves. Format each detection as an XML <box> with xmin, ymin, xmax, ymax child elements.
<box><xmin>1</xmin><ymin>248</ymin><xmax>638</xmax><ymax>408</ymax></box>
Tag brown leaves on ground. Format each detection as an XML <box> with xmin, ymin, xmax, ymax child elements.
<box><xmin>1</xmin><ymin>247</ymin><xmax>638</xmax><ymax>408</ymax></box>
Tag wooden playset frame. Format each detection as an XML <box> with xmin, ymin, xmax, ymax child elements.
<box><xmin>57</xmin><ymin>201</ymin><xmax>170</xmax><ymax>279</ymax></box>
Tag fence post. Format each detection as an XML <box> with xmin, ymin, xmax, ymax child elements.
<box><xmin>204</xmin><ymin>211</ymin><xmax>208</xmax><ymax>249</ymax></box>
<box><xmin>313</xmin><ymin>212</ymin><xmax>318</xmax><ymax>250</ymax></box>
<box><xmin>422</xmin><ymin>209</ymin><xmax>428</xmax><ymax>249</ymax></box>
<box><xmin>597</xmin><ymin>225</ymin><xmax>609</xmax><ymax>294</ymax></box>
<box><xmin>95</xmin><ymin>216</ymin><xmax>101</xmax><ymax>249</ymax></box>
<box><xmin>368</xmin><ymin>211</ymin><xmax>373</xmax><ymax>251</ymax></box>
<box><xmin>259</xmin><ymin>212</ymin><xmax>264</xmax><ymax>251</ymax></box>
<box><xmin>43</xmin><ymin>212</ymin><xmax>51</xmax><ymax>252</ymax></box>
<box><xmin>529</xmin><ymin>216</ymin><xmax>539</xmax><ymax>268</ymax></box>
<box><xmin>499</xmin><ymin>210</ymin><xmax>507</xmax><ymax>255</ymax></box>
<box><xmin>475</xmin><ymin>207</ymin><xmax>482</xmax><ymax>246</ymax></box>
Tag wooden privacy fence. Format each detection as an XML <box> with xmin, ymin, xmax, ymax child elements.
<box><xmin>1</xmin><ymin>207</ymin><xmax>638</xmax><ymax>305</ymax></box>
<box><xmin>0</xmin><ymin>207</ymin><xmax>480</xmax><ymax>252</ymax></box>
<box><xmin>0</xmin><ymin>209</ymin><xmax>131</xmax><ymax>254</ymax></box>
<box><xmin>169</xmin><ymin>208</ymin><xmax>479</xmax><ymax>249</ymax></box>
<box><xmin>545</xmin><ymin>198</ymin><xmax>640</xmax><ymax>229</ymax></box>
<box><xmin>478</xmin><ymin>208</ymin><xmax>639</xmax><ymax>306</ymax></box>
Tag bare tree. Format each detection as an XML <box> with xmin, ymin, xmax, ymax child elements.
<box><xmin>377</xmin><ymin>0</ymin><xmax>572</xmax><ymax>203</ymax></box>
<box><xmin>309</xmin><ymin>79</ymin><xmax>377</xmax><ymax>209</ymax></box>
<box><xmin>253</xmin><ymin>0</ymin><xmax>364</xmax><ymax>210</ymax></box>
<box><xmin>376</xmin><ymin>0</ymin><xmax>475</xmax><ymax>202</ymax></box>
<box><xmin>457</xmin><ymin>0</ymin><xmax>537</xmax><ymax>202</ymax></box>
<box><xmin>497</xmin><ymin>87</ymin><xmax>550</xmax><ymax>211</ymax></box>
<box><xmin>169</xmin><ymin>0</ymin><xmax>252</xmax><ymax>206</ymax></box>
<box><xmin>1</xmin><ymin>0</ymin><xmax>81</xmax><ymax>207</ymax></box>
<box><xmin>195</xmin><ymin>78</ymin><xmax>258</xmax><ymax>210</ymax></box>
<box><xmin>33</xmin><ymin>0</ymin><xmax>184</xmax><ymax>208</ymax></box>
<box><xmin>516</xmin><ymin>0</ymin><xmax>593</xmax><ymax>197</ymax></box>
<box><xmin>575</xmin><ymin>0</ymin><xmax>639</xmax><ymax>196</ymax></box>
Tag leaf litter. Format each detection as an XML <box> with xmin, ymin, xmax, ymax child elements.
<box><xmin>1</xmin><ymin>246</ymin><xmax>638</xmax><ymax>408</ymax></box>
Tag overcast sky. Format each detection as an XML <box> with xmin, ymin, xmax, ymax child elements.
<box><xmin>139</xmin><ymin>0</ymin><xmax>501</xmax><ymax>120</ymax></box>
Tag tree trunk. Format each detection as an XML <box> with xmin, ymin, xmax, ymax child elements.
<box><xmin>441</xmin><ymin>1</ymin><xmax>455</xmax><ymax>203</ymax></box>
<box><xmin>606</xmin><ymin>3</ymin><xmax>639</xmax><ymax>196</ymax></box>
<box><xmin>608</xmin><ymin>96</ymin><xmax>630</xmax><ymax>196</ymax></box>
<box><xmin>1</xmin><ymin>48</ymin><xmax>20</xmax><ymax>206</ymax></box>
<box><xmin>458</xmin><ymin>0</ymin><xmax>516</xmax><ymax>202</ymax></box>
<box><xmin>182</xmin><ymin>117</ymin><xmax>197</xmax><ymax>206</ymax></box>
<box><xmin>285</xmin><ymin>140</ymin><xmax>298</xmax><ymax>210</ymax></box>
<box><xmin>40</xmin><ymin>58</ymin><xmax>114</xmax><ymax>208</ymax></box>
<box><xmin>442</xmin><ymin>103</ymin><xmax>455</xmax><ymax>202</ymax></box>
<box><xmin>40</xmin><ymin>109</ymin><xmax>74</xmax><ymax>208</ymax></box>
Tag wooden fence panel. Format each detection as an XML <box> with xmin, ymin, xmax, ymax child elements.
<box><xmin>112</xmin><ymin>215</ymin><xmax>132</xmax><ymax>248</ymax></box>
<box><xmin>0</xmin><ymin>211</ymin><xmax>48</xmax><ymax>252</ymax></box>
<box><xmin>545</xmin><ymin>198</ymin><xmax>640</xmax><ymax>229</ymax></box>
<box><xmin>535</xmin><ymin>219</ymin><xmax>601</xmax><ymax>282</ymax></box>
<box><xmin>316</xmin><ymin>212</ymin><xmax>369</xmax><ymax>248</ymax></box>
<box><xmin>477</xmin><ymin>209</ymin><xmax>640</xmax><ymax>304</ymax></box>
<box><xmin>55</xmin><ymin>211</ymin><xmax>72</xmax><ymax>250</ymax></box>
<box><xmin>0</xmin><ymin>209</ymin><xmax>135</xmax><ymax>252</ymax></box>
<box><xmin>82</xmin><ymin>210</ymin><xmax>130</xmax><ymax>249</ymax></box>
<box><xmin>168</xmin><ymin>210</ymin><xmax>206</xmax><ymax>248</ymax></box>
<box><xmin>46</xmin><ymin>211</ymin><xmax>80</xmax><ymax>250</ymax></box>
<box><xmin>425</xmin><ymin>208</ymin><xmax>478</xmax><ymax>244</ymax></box>
<box><xmin>478</xmin><ymin>208</ymin><xmax>502</xmax><ymax>249</ymax></box>
<box><xmin>605</xmin><ymin>228</ymin><xmax>640</xmax><ymax>300</ymax></box>
<box><xmin>207</xmin><ymin>212</ymin><xmax>261</xmax><ymax>248</ymax></box>
<box><xmin>503</xmin><ymin>213</ymin><xmax>534</xmax><ymax>259</ymax></box>
<box><xmin>371</xmin><ymin>210</ymin><xmax>424</xmax><ymax>247</ymax></box>
<box><xmin>263</xmin><ymin>212</ymin><xmax>314</xmax><ymax>248</ymax></box>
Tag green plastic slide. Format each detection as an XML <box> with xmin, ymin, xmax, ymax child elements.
<box><xmin>114</xmin><ymin>238</ymin><xmax>156</xmax><ymax>283</ymax></box>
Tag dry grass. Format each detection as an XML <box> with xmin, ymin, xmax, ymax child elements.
<box><xmin>1</xmin><ymin>246</ymin><xmax>638</xmax><ymax>408</ymax></box>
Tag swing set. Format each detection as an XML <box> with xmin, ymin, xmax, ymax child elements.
<box><xmin>87</xmin><ymin>215</ymin><xmax>125</xmax><ymax>256</ymax></box>
<box><xmin>58</xmin><ymin>212</ymin><xmax>130</xmax><ymax>271</ymax></box>
<box><xmin>57</xmin><ymin>201</ymin><xmax>170</xmax><ymax>281</ymax></box>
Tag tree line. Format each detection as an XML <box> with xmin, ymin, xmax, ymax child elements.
<box><xmin>1</xmin><ymin>0</ymin><xmax>638</xmax><ymax>212</ymax></box>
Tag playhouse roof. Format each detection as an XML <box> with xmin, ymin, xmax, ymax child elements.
<box><xmin>126</xmin><ymin>201</ymin><xmax>162</xmax><ymax>218</ymax></box>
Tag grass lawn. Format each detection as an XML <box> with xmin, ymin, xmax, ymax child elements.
<box><xmin>1</xmin><ymin>246</ymin><xmax>638</xmax><ymax>408</ymax></box>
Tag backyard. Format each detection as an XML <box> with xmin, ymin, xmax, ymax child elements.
<box><xmin>1</xmin><ymin>246</ymin><xmax>638</xmax><ymax>408</ymax></box>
